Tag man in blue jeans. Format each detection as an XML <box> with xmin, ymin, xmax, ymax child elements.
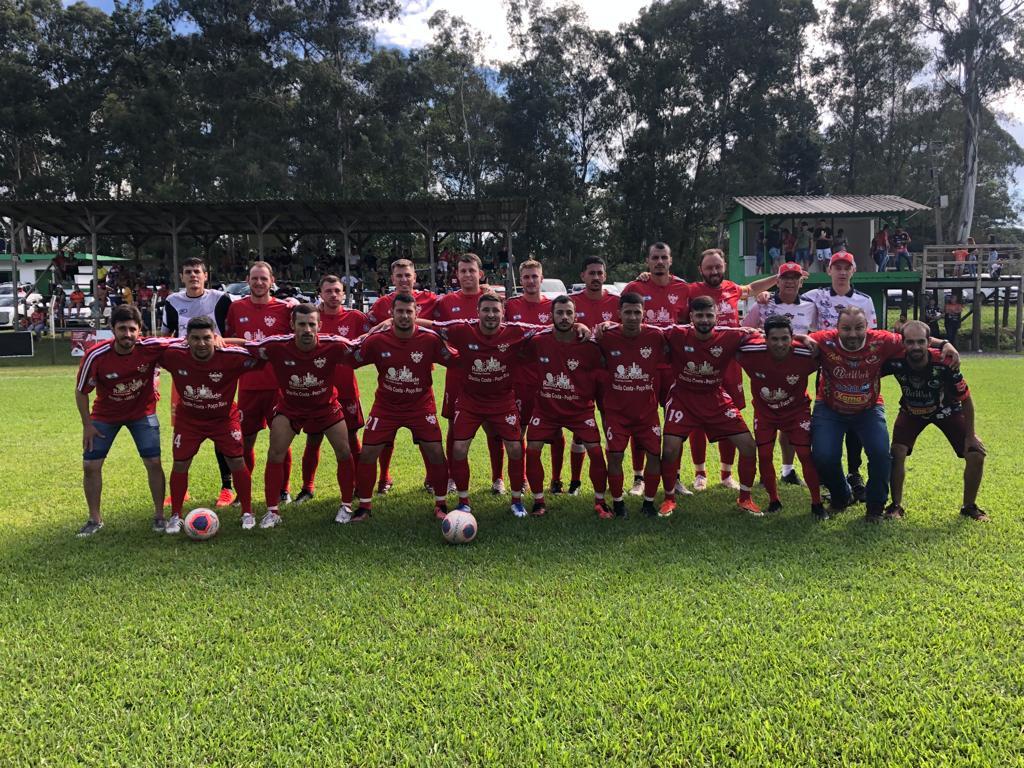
<box><xmin>807</xmin><ymin>306</ymin><xmax>958</xmax><ymax>521</ymax></box>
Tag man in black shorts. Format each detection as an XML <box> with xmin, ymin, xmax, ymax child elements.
<box><xmin>883</xmin><ymin>320</ymin><xmax>987</xmax><ymax>521</ymax></box>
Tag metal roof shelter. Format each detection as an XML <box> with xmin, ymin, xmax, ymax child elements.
<box><xmin>732</xmin><ymin>195</ymin><xmax>930</xmax><ymax>218</ymax></box>
<box><xmin>0</xmin><ymin>198</ymin><xmax>528</xmax><ymax>324</ymax></box>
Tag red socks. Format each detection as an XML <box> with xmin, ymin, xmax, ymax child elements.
<box><xmin>427</xmin><ymin>461</ymin><xmax>450</xmax><ymax>504</ymax></box>
<box><xmin>661</xmin><ymin>455</ymin><xmax>681</xmax><ymax>499</ymax></box>
<box><xmin>379</xmin><ymin>444</ymin><xmax>394</xmax><ymax>483</ymax></box>
<box><xmin>608</xmin><ymin>470</ymin><xmax>624</xmax><ymax>500</ymax></box>
<box><xmin>244</xmin><ymin>443</ymin><xmax>256</xmax><ymax>473</ymax></box>
<box><xmin>487</xmin><ymin>434</ymin><xmax>504</xmax><ymax>483</ymax></box>
<box><xmin>587</xmin><ymin>446</ymin><xmax>607</xmax><ymax>495</ymax></box>
<box><xmin>281</xmin><ymin>447</ymin><xmax>292</xmax><ymax>494</ymax></box>
<box><xmin>301</xmin><ymin>441</ymin><xmax>320</xmax><ymax>493</ymax></box>
<box><xmin>526</xmin><ymin>448</ymin><xmax>545</xmax><ymax>496</ymax></box>
<box><xmin>550</xmin><ymin>433</ymin><xmax>565</xmax><ymax>482</ymax></box>
<box><xmin>690</xmin><ymin>431</ymin><xmax>708</xmax><ymax>467</ymax></box>
<box><xmin>356</xmin><ymin>461</ymin><xmax>376</xmax><ymax>508</ymax></box>
<box><xmin>570</xmin><ymin>444</ymin><xmax>585</xmax><ymax>483</ymax></box>
<box><xmin>507</xmin><ymin>451</ymin><xmax>525</xmax><ymax>495</ymax></box>
<box><xmin>264</xmin><ymin>461</ymin><xmax>284</xmax><ymax>509</ymax></box>
<box><xmin>631</xmin><ymin>440</ymin><xmax>645</xmax><ymax>477</ymax></box>
<box><xmin>170</xmin><ymin>470</ymin><xmax>188</xmax><ymax>516</ymax></box>
<box><xmin>450</xmin><ymin>457</ymin><xmax>471</xmax><ymax>499</ymax></box>
<box><xmin>795</xmin><ymin>445</ymin><xmax>821</xmax><ymax>504</ymax></box>
<box><xmin>758</xmin><ymin>442</ymin><xmax>779</xmax><ymax>502</ymax></box>
<box><xmin>738</xmin><ymin>454</ymin><xmax>756</xmax><ymax>501</ymax></box>
<box><xmin>643</xmin><ymin>472</ymin><xmax>660</xmax><ymax>500</ymax></box>
<box><xmin>230</xmin><ymin>466</ymin><xmax>252</xmax><ymax>515</ymax></box>
<box><xmin>720</xmin><ymin>441</ymin><xmax>737</xmax><ymax>479</ymax></box>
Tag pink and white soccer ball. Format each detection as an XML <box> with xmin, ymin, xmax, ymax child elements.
<box><xmin>185</xmin><ymin>508</ymin><xmax>219</xmax><ymax>540</ymax></box>
<box><xmin>441</xmin><ymin>509</ymin><xmax>477</xmax><ymax>544</ymax></box>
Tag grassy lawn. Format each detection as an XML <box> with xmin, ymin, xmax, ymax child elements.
<box><xmin>1</xmin><ymin>352</ymin><xmax>1022</xmax><ymax>765</ymax></box>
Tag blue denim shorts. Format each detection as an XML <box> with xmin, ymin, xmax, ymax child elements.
<box><xmin>83</xmin><ymin>414</ymin><xmax>162</xmax><ymax>461</ymax></box>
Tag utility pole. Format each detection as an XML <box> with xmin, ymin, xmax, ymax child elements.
<box><xmin>929</xmin><ymin>141</ymin><xmax>944</xmax><ymax>245</ymax></box>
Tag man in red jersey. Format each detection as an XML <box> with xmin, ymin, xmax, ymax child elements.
<box><xmin>505</xmin><ymin>260</ymin><xmax>566</xmax><ymax>493</ymax></box>
<box><xmin>682</xmin><ymin>248</ymin><xmax>777</xmax><ymax>493</ymax></box>
<box><xmin>524</xmin><ymin>295</ymin><xmax>609</xmax><ymax>518</ymax></box>
<box><xmin>431</xmin><ymin>252</ymin><xmax>506</xmax><ymax>494</ymax></box>
<box><xmin>595</xmin><ymin>292</ymin><xmax>666</xmax><ymax>518</ymax></box>
<box><xmin>659</xmin><ymin>295</ymin><xmax>761</xmax><ymax>517</ymax></box>
<box><xmin>294</xmin><ymin>275</ymin><xmax>370</xmax><ymax>510</ymax></box>
<box><xmin>809</xmin><ymin>307</ymin><xmax>958</xmax><ymax>521</ymax></box>
<box><xmin>736</xmin><ymin>315</ymin><xmax>823</xmax><ymax>518</ymax></box>
<box><xmin>434</xmin><ymin>293</ymin><xmax>535</xmax><ymax>517</ymax></box>
<box><xmin>158</xmin><ymin>316</ymin><xmax>262</xmax><ymax>534</ymax></box>
<box><xmin>244</xmin><ymin>304</ymin><xmax>356</xmax><ymax>528</ymax></box>
<box><xmin>225</xmin><ymin>261</ymin><xmax>294</xmax><ymax>505</ymax></box>
<box><xmin>350</xmin><ymin>294</ymin><xmax>456</xmax><ymax>522</ymax></box>
<box><xmin>75</xmin><ymin>305</ymin><xmax>167</xmax><ymax>537</ymax></box>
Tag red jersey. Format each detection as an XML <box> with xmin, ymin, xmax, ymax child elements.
<box><xmin>246</xmin><ymin>334</ymin><xmax>354</xmax><ymax>413</ymax></box>
<box><xmin>624</xmin><ymin>276</ymin><xmax>690</xmax><ymax>327</ymax></box>
<box><xmin>810</xmin><ymin>329</ymin><xmax>905</xmax><ymax>414</ymax></box>
<box><xmin>526</xmin><ymin>330</ymin><xmax>603</xmax><ymax>421</ymax></box>
<box><xmin>432</xmin><ymin>290</ymin><xmax>483</xmax><ymax>322</ymax></box>
<box><xmin>690</xmin><ymin>280</ymin><xmax>745</xmax><ymax>327</ymax></box>
<box><xmin>158</xmin><ymin>344</ymin><xmax>260</xmax><ymax>422</ymax></box>
<box><xmin>319</xmin><ymin>307</ymin><xmax>370</xmax><ymax>402</ymax></box>
<box><xmin>505</xmin><ymin>296</ymin><xmax>552</xmax><ymax>388</ymax></box>
<box><xmin>76</xmin><ymin>337</ymin><xmax>168</xmax><ymax>422</ymax></box>
<box><xmin>569</xmin><ymin>290</ymin><xmax>620</xmax><ymax>326</ymax></box>
<box><xmin>225</xmin><ymin>297</ymin><xmax>292</xmax><ymax>391</ymax></box>
<box><xmin>664</xmin><ymin>325</ymin><xmax>753</xmax><ymax>392</ymax></box>
<box><xmin>367</xmin><ymin>290</ymin><xmax>439</xmax><ymax>325</ymax></box>
<box><xmin>434</xmin><ymin>320</ymin><xmax>534</xmax><ymax>414</ymax></box>
<box><xmin>595</xmin><ymin>325</ymin><xmax>667</xmax><ymax>421</ymax></box>
<box><xmin>736</xmin><ymin>339</ymin><xmax>818</xmax><ymax>418</ymax></box>
<box><xmin>352</xmin><ymin>327</ymin><xmax>455</xmax><ymax>413</ymax></box>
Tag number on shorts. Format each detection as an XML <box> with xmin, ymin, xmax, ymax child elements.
<box><xmin>368</xmin><ymin>417</ymin><xmax>380</xmax><ymax>431</ymax></box>
<box><xmin>667</xmin><ymin>409</ymin><xmax>684</xmax><ymax>424</ymax></box>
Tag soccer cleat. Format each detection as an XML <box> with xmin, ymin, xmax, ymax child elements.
<box><xmin>241</xmin><ymin>512</ymin><xmax>256</xmax><ymax>530</ymax></box>
<box><xmin>454</xmin><ymin>501</ymin><xmax>472</xmax><ymax>515</ymax></box>
<box><xmin>77</xmin><ymin>520</ymin><xmax>104</xmax><ymax>537</ymax></box>
<box><xmin>530</xmin><ymin>500</ymin><xmax>547</xmax><ymax>517</ymax></box>
<box><xmin>811</xmin><ymin>503</ymin><xmax>829</xmax><ymax>521</ymax></box>
<box><xmin>432</xmin><ymin>503</ymin><xmax>448</xmax><ymax>521</ymax></box>
<box><xmin>658</xmin><ymin>499</ymin><xmax>676</xmax><ymax>517</ymax></box>
<box><xmin>510</xmin><ymin>500</ymin><xmax>527</xmax><ymax>518</ymax></box>
<box><xmin>612</xmin><ymin>499</ymin><xmax>627</xmax><ymax>518</ymax></box>
<box><xmin>960</xmin><ymin>504</ymin><xmax>990</xmax><ymax>522</ymax></box>
<box><xmin>865</xmin><ymin>509</ymin><xmax>883</xmax><ymax>524</ymax></box>
<box><xmin>781</xmin><ymin>469</ymin><xmax>804</xmax><ymax>486</ymax></box>
<box><xmin>766</xmin><ymin>500</ymin><xmax>783</xmax><ymax>514</ymax></box>
<box><xmin>259</xmin><ymin>510</ymin><xmax>282</xmax><ymax>529</ymax></box>
<box><xmin>491</xmin><ymin>478</ymin><xmax>506</xmax><ymax>495</ymax></box>
<box><xmin>447</xmin><ymin>479</ymin><xmax>458</xmax><ymax>494</ymax></box>
<box><xmin>673</xmin><ymin>478</ymin><xmax>694</xmax><ymax>496</ymax></box>
<box><xmin>720</xmin><ymin>474</ymin><xmax>740</xmax><ymax>491</ymax></box>
<box><xmin>152</xmin><ymin>517</ymin><xmax>166</xmax><ymax>533</ymax></box>
<box><xmin>693</xmin><ymin>473</ymin><xmax>708</xmax><ymax>492</ymax></box>
<box><xmin>165</xmin><ymin>514</ymin><xmax>182</xmax><ymax>534</ymax></box>
<box><xmin>376</xmin><ymin>479</ymin><xmax>393</xmax><ymax>495</ymax></box>
<box><xmin>595</xmin><ymin>500</ymin><xmax>614</xmax><ymax>520</ymax></box>
<box><xmin>848</xmin><ymin>474</ymin><xmax>867</xmax><ymax>504</ymax></box>
<box><xmin>334</xmin><ymin>504</ymin><xmax>353</xmax><ymax>524</ymax></box>
<box><xmin>292</xmin><ymin>489</ymin><xmax>315</xmax><ymax>505</ymax></box>
<box><xmin>883</xmin><ymin>503</ymin><xmax>905</xmax><ymax>520</ymax></box>
<box><xmin>641</xmin><ymin>500</ymin><xmax>657</xmax><ymax>517</ymax></box>
<box><xmin>423</xmin><ymin>479</ymin><xmax>433</xmax><ymax>494</ymax></box>
<box><xmin>628</xmin><ymin>477</ymin><xmax>644</xmax><ymax>496</ymax></box>
<box><xmin>738</xmin><ymin>497</ymin><xmax>763</xmax><ymax>516</ymax></box>
<box><xmin>549</xmin><ymin>480</ymin><xmax>564</xmax><ymax>495</ymax></box>
<box><xmin>279</xmin><ymin>490</ymin><xmax>292</xmax><ymax>505</ymax></box>
<box><xmin>163</xmin><ymin>491</ymin><xmax>190</xmax><ymax>507</ymax></box>
<box><xmin>351</xmin><ymin>507</ymin><xmax>372</xmax><ymax>523</ymax></box>
<box><xmin>567</xmin><ymin>480</ymin><xmax>582</xmax><ymax>496</ymax></box>
<box><xmin>215</xmin><ymin>488</ymin><xmax>237</xmax><ymax>508</ymax></box>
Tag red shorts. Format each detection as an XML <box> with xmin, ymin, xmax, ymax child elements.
<box><xmin>595</xmin><ymin>370</ymin><xmax>610</xmax><ymax>413</ymax></box>
<box><xmin>527</xmin><ymin>411</ymin><xmax>601</xmax><ymax>444</ymax></box>
<box><xmin>451</xmin><ymin>404</ymin><xmax>521</xmax><ymax>442</ymax></box>
<box><xmin>664</xmin><ymin>389</ymin><xmax>748</xmax><ymax>442</ymax></box>
<box><xmin>273</xmin><ymin>401</ymin><xmax>346</xmax><ymax>436</ymax></box>
<box><xmin>515</xmin><ymin>385</ymin><xmax>539</xmax><ymax>427</ymax></box>
<box><xmin>892</xmin><ymin>411</ymin><xmax>970</xmax><ymax>457</ymax></box>
<box><xmin>363</xmin><ymin>408</ymin><xmax>444</xmax><ymax>446</ymax></box>
<box><xmin>238</xmin><ymin>388</ymin><xmax>280</xmax><ymax>436</ymax></box>
<box><xmin>753</xmin><ymin>407</ymin><xmax>812</xmax><ymax>447</ymax></box>
<box><xmin>603</xmin><ymin>411</ymin><xmax>662</xmax><ymax>455</ymax></box>
<box><xmin>442</xmin><ymin>383</ymin><xmax>461</xmax><ymax>420</ymax></box>
<box><xmin>724</xmin><ymin>361</ymin><xmax>745</xmax><ymax>410</ymax></box>
<box><xmin>339</xmin><ymin>397</ymin><xmax>365</xmax><ymax>433</ymax></box>
<box><xmin>173</xmin><ymin>414</ymin><xmax>244</xmax><ymax>461</ymax></box>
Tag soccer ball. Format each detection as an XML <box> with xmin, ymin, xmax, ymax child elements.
<box><xmin>441</xmin><ymin>509</ymin><xmax>477</xmax><ymax>544</ymax></box>
<box><xmin>184</xmin><ymin>508</ymin><xmax>219</xmax><ymax>541</ymax></box>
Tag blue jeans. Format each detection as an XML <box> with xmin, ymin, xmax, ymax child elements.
<box><xmin>811</xmin><ymin>402</ymin><xmax>890</xmax><ymax>507</ymax></box>
<box><xmin>874</xmin><ymin>249</ymin><xmax>889</xmax><ymax>272</ymax></box>
<box><xmin>83</xmin><ymin>414</ymin><xmax>162</xmax><ymax>461</ymax></box>
<box><xmin>896</xmin><ymin>251</ymin><xmax>912</xmax><ymax>271</ymax></box>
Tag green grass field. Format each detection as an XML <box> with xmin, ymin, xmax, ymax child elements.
<box><xmin>1</xmin><ymin>351</ymin><xmax>1023</xmax><ymax>766</ymax></box>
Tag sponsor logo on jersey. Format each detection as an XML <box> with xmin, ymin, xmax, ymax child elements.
<box><xmin>288</xmin><ymin>373</ymin><xmax>323</xmax><ymax>389</ymax></box>
<box><xmin>105</xmin><ymin>372</ymin><xmax>119</xmax><ymax>379</ymax></box>
<box><xmin>284</xmin><ymin>359</ymin><xmax>296</xmax><ymax>366</ymax></box>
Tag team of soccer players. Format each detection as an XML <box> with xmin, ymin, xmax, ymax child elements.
<box><xmin>75</xmin><ymin>247</ymin><xmax>989</xmax><ymax>537</ymax></box>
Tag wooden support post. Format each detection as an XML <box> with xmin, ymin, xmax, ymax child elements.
<box><xmin>971</xmin><ymin>271</ymin><xmax>982</xmax><ymax>352</ymax></box>
<box><xmin>341</xmin><ymin>226</ymin><xmax>352</xmax><ymax>307</ymax></box>
<box><xmin>1016</xmin><ymin>274</ymin><xmax>1023</xmax><ymax>353</ymax></box>
<box><xmin>994</xmin><ymin>287</ymin><xmax>1000</xmax><ymax>352</ymax></box>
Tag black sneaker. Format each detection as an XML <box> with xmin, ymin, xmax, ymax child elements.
<box><xmin>292</xmin><ymin>489</ymin><xmax>315</xmax><ymax>505</ymax></box>
<box><xmin>781</xmin><ymin>469</ymin><xmax>802</xmax><ymax>486</ymax></box>
<box><xmin>960</xmin><ymin>504</ymin><xmax>990</xmax><ymax>522</ymax></box>
<box><xmin>350</xmin><ymin>508</ymin><xmax>372</xmax><ymax>523</ymax></box>
<box><xmin>567</xmin><ymin>480</ymin><xmax>582</xmax><ymax>496</ymax></box>
<box><xmin>279</xmin><ymin>490</ymin><xmax>293</xmax><ymax>505</ymax></box>
<box><xmin>641</xmin><ymin>500</ymin><xmax>657</xmax><ymax>517</ymax></box>
<box><xmin>848</xmin><ymin>474</ymin><xmax>867</xmax><ymax>504</ymax></box>
<box><xmin>423</xmin><ymin>479</ymin><xmax>433</xmax><ymax>494</ymax></box>
<box><xmin>77</xmin><ymin>520</ymin><xmax>104</xmax><ymax>537</ymax></box>
<box><xmin>811</xmin><ymin>503</ymin><xmax>829</xmax><ymax>521</ymax></box>
<box><xmin>549</xmin><ymin>479</ymin><xmax>564</xmax><ymax>495</ymax></box>
<box><xmin>864</xmin><ymin>504</ymin><xmax>884</xmax><ymax>524</ymax></box>
<box><xmin>766</xmin><ymin>500</ymin><xmax>783</xmax><ymax>514</ymax></box>
<box><xmin>883</xmin><ymin>503</ymin><xmax>905</xmax><ymax>520</ymax></box>
<box><xmin>612</xmin><ymin>499</ymin><xmax>627</xmax><ymax>518</ymax></box>
<box><xmin>530</xmin><ymin>501</ymin><xmax>547</xmax><ymax>517</ymax></box>
<box><xmin>152</xmin><ymin>516</ymin><xmax>166</xmax><ymax>532</ymax></box>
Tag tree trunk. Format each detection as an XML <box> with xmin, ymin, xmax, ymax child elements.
<box><xmin>953</xmin><ymin>0</ymin><xmax>980</xmax><ymax>244</ymax></box>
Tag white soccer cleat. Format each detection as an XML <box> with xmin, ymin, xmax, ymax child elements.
<box><xmin>241</xmin><ymin>513</ymin><xmax>256</xmax><ymax>530</ymax></box>
<box><xmin>165</xmin><ymin>514</ymin><xmax>182</xmax><ymax>535</ymax></box>
<box><xmin>259</xmin><ymin>510</ymin><xmax>282</xmax><ymax>529</ymax></box>
<box><xmin>720</xmin><ymin>475</ymin><xmax>740</xmax><ymax>491</ymax></box>
<box><xmin>447</xmin><ymin>479</ymin><xmax>457</xmax><ymax>494</ymax></box>
<box><xmin>673</xmin><ymin>479</ymin><xmax>693</xmax><ymax>496</ymax></box>
<box><xmin>491</xmin><ymin>478</ymin><xmax>506</xmax><ymax>495</ymax></box>
<box><xmin>693</xmin><ymin>474</ymin><xmax>708</xmax><ymax>492</ymax></box>
<box><xmin>628</xmin><ymin>477</ymin><xmax>644</xmax><ymax>496</ymax></box>
<box><xmin>334</xmin><ymin>504</ymin><xmax>353</xmax><ymax>524</ymax></box>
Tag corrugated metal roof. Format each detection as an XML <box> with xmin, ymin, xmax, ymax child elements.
<box><xmin>734</xmin><ymin>195</ymin><xmax>930</xmax><ymax>217</ymax></box>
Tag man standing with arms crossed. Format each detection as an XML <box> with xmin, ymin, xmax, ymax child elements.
<box><xmin>883</xmin><ymin>320</ymin><xmax>987</xmax><ymax>521</ymax></box>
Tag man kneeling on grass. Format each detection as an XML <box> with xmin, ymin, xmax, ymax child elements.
<box><xmin>882</xmin><ymin>320</ymin><xmax>988</xmax><ymax>521</ymax></box>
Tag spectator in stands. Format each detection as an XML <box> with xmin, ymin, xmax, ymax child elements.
<box><xmin>121</xmin><ymin>282</ymin><xmax>133</xmax><ymax>306</ymax></box>
<box><xmin>766</xmin><ymin>222</ymin><xmax>782</xmax><ymax>269</ymax></box>
<box><xmin>70</xmin><ymin>287</ymin><xmax>86</xmax><ymax>309</ymax></box>
<box><xmin>894</xmin><ymin>228</ymin><xmax>912</xmax><ymax>271</ymax></box>
<box><xmin>795</xmin><ymin>221</ymin><xmax>813</xmax><ymax>268</ymax></box>
<box><xmin>438</xmin><ymin>249</ymin><xmax>450</xmax><ymax>283</ymax></box>
<box><xmin>834</xmin><ymin>228</ymin><xmax>848</xmax><ymax>252</ymax></box>
<box><xmin>925</xmin><ymin>296</ymin><xmax>942</xmax><ymax>337</ymax></box>
<box><xmin>755</xmin><ymin>228</ymin><xmax>766</xmax><ymax>270</ymax></box>
<box><xmin>782</xmin><ymin>227</ymin><xmax>796</xmax><ymax>263</ymax></box>
<box><xmin>814</xmin><ymin>219</ymin><xmax>833</xmax><ymax>271</ymax></box>
<box><xmin>52</xmin><ymin>250</ymin><xmax>67</xmax><ymax>281</ymax></box>
<box><xmin>872</xmin><ymin>225</ymin><xmax>890</xmax><ymax>272</ymax></box>
<box><xmin>302</xmin><ymin>248</ymin><xmax>316</xmax><ymax>280</ymax></box>
<box><xmin>944</xmin><ymin>291</ymin><xmax>963</xmax><ymax>348</ymax></box>
<box><xmin>28</xmin><ymin>304</ymin><xmax>46</xmax><ymax>339</ymax></box>
<box><xmin>892</xmin><ymin>311</ymin><xmax>908</xmax><ymax>334</ymax></box>
<box><xmin>988</xmin><ymin>236</ymin><xmax>1002</xmax><ymax>278</ymax></box>
<box><xmin>965</xmin><ymin>237</ymin><xmax>978</xmax><ymax>277</ymax></box>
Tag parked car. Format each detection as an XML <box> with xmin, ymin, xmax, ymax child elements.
<box><xmin>222</xmin><ymin>282</ymin><xmax>251</xmax><ymax>301</ymax></box>
<box><xmin>541</xmin><ymin>279</ymin><xmax>568</xmax><ymax>300</ymax></box>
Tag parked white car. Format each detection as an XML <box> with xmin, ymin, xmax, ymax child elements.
<box><xmin>540</xmin><ymin>279</ymin><xmax>568</xmax><ymax>300</ymax></box>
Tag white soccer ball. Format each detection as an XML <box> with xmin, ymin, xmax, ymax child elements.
<box><xmin>184</xmin><ymin>508</ymin><xmax>219</xmax><ymax>540</ymax></box>
<box><xmin>441</xmin><ymin>509</ymin><xmax>477</xmax><ymax>544</ymax></box>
